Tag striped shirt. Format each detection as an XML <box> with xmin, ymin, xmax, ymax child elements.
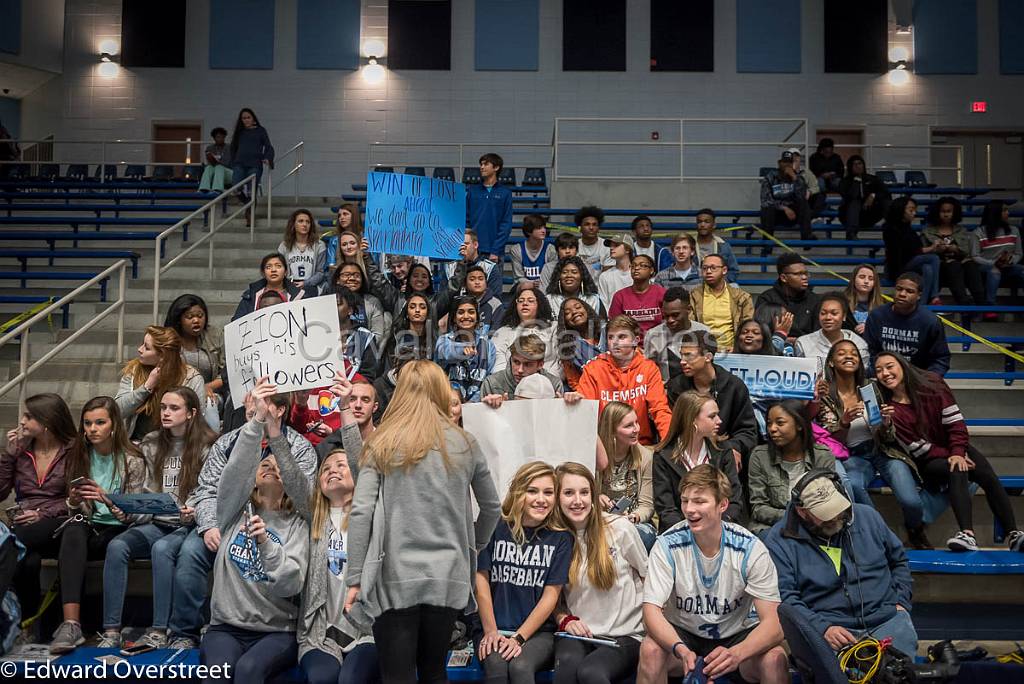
<box><xmin>888</xmin><ymin>376</ymin><xmax>969</xmax><ymax>460</ymax></box>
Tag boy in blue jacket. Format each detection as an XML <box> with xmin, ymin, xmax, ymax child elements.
<box><xmin>466</xmin><ymin>153</ymin><xmax>513</xmax><ymax>261</ymax></box>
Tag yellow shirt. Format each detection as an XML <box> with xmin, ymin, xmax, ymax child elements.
<box><xmin>702</xmin><ymin>285</ymin><xmax>734</xmax><ymax>350</ymax></box>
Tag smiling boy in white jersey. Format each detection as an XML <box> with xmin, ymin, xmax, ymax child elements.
<box><xmin>638</xmin><ymin>464</ymin><xmax>788</xmax><ymax>683</ymax></box>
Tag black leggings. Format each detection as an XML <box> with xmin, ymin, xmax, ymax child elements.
<box><xmin>58</xmin><ymin>520</ymin><xmax>124</xmax><ymax>605</ymax></box>
<box><xmin>12</xmin><ymin>516</ymin><xmax>65</xmax><ymax>618</ymax></box>
<box><xmin>919</xmin><ymin>446</ymin><xmax>1017</xmax><ymax>533</ymax></box>
<box><xmin>938</xmin><ymin>260</ymin><xmax>986</xmax><ymax>305</ymax></box>
<box><xmin>371</xmin><ymin>604</ymin><xmax>459</xmax><ymax>684</ymax></box>
<box><xmin>553</xmin><ymin>635</ymin><xmax>641</xmax><ymax>684</ymax></box>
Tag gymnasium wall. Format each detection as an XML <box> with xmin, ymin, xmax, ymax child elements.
<box><xmin>13</xmin><ymin>0</ymin><xmax>1024</xmax><ymax>203</ymax></box>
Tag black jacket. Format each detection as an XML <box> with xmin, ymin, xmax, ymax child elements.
<box><xmin>755</xmin><ymin>282</ymin><xmax>821</xmax><ymax>338</ymax></box>
<box><xmin>839</xmin><ymin>173</ymin><xmax>890</xmax><ymax>205</ymax></box>
<box><xmin>665</xmin><ymin>363</ymin><xmax>758</xmax><ymax>458</ymax></box>
<box><xmin>653</xmin><ymin>439</ymin><xmax>743</xmax><ymax>532</ymax></box>
<box><xmin>231</xmin><ymin>279</ymin><xmax>314</xmax><ymax>321</ymax></box>
<box><xmin>882</xmin><ymin>220</ymin><xmax>926</xmax><ymax>282</ymax></box>
<box><xmin>372</xmin><ymin>370</ymin><xmax>398</xmax><ymax>423</ymax></box>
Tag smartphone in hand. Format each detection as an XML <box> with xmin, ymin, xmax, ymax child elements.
<box><xmin>610</xmin><ymin>496</ymin><xmax>633</xmax><ymax>514</ymax></box>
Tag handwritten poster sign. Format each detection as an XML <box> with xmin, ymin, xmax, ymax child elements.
<box><xmin>363</xmin><ymin>172</ymin><xmax>466</xmax><ymax>260</ymax></box>
<box><xmin>463</xmin><ymin>398</ymin><xmax>599</xmax><ymax>497</ymax></box>
<box><xmin>715</xmin><ymin>353</ymin><xmax>817</xmax><ymax>400</ymax></box>
<box><xmin>224</xmin><ymin>295</ymin><xmax>342</xmax><ymax>405</ymax></box>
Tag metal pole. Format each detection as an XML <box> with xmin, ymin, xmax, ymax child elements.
<box><xmin>100</xmin><ymin>141</ymin><xmax>106</xmax><ymax>184</ymax></box>
<box><xmin>294</xmin><ymin>145</ymin><xmax>301</xmax><ymax>203</ymax></box>
<box><xmin>116</xmin><ymin>265</ymin><xmax>126</xmax><ymax>364</ymax></box>
<box><xmin>679</xmin><ymin>119</ymin><xmax>684</xmax><ymax>182</ymax></box>
<box><xmin>152</xmin><ymin>236</ymin><xmax>162</xmax><ymax>325</ymax></box>
<box><xmin>266</xmin><ymin>166</ymin><xmax>273</xmax><ymax>228</ymax></box>
<box><xmin>208</xmin><ymin>203</ymin><xmax>216</xmax><ymax>276</ymax></box>
<box><xmin>18</xmin><ymin>328</ymin><xmax>29</xmax><ymax>410</ymax></box>
<box><xmin>250</xmin><ymin>176</ymin><xmax>256</xmax><ymax>242</ymax></box>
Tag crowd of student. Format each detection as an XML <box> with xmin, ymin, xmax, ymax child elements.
<box><xmin>0</xmin><ymin>150</ymin><xmax>1023</xmax><ymax>683</ymax></box>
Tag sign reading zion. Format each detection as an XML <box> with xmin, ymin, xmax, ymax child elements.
<box><xmin>715</xmin><ymin>353</ymin><xmax>818</xmax><ymax>400</ymax></box>
<box><xmin>363</xmin><ymin>171</ymin><xmax>466</xmax><ymax>260</ymax></box>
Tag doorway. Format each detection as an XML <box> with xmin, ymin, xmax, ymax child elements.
<box><xmin>931</xmin><ymin>130</ymin><xmax>1024</xmax><ymax>194</ymax></box>
<box><xmin>152</xmin><ymin>122</ymin><xmax>202</xmax><ymax>175</ymax></box>
<box><xmin>814</xmin><ymin>128</ymin><xmax>864</xmax><ymax>169</ymax></box>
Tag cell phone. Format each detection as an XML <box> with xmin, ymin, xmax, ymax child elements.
<box><xmin>120</xmin><ymin>642</ymin><xmax>156</xmax><ymax>657</ymax></box>
<box><xmin>70</xmin><ymin>476</ymin><xmax>90</xmax><ymax>487</ymax></box>
<box><xmin>610</xmin><ymin>496</ymin><xmax>633</xmax><ymax>514</ymax></box>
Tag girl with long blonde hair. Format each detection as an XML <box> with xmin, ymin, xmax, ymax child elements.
<box><xmin>596</xmin><ymin>401</ymin><xmax>655</xmax><ymax>549</ymax></box>
<box><xmin>116</xmin><ymin>326</ymin><xmax>208</xmax><ymax>440</ymax></box>
<box><xmin>552</xmin><ymin>462</ymin><xmax>646</xmax><ymax>683</ymax></box>
<box><xmin>344</xmin><ymin>359</ymin><xmax>501</xmax><ymax>683</ymax></box>
<box><xmin>475</xmin><ymin>461</ymin><xmax>574</xmax><ymax>683</ymax></box>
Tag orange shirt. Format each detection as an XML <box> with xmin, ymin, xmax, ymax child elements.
<box><xmin>577</xmin><ymin>351</ymin><xmax>672</xmax><ymax>445</ymax></box>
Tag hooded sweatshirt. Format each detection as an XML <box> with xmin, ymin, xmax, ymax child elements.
<box><xmin>755</xmin><ymin>282</ymin><xmax>821</xmax><ymax>338</ymax></box>
<box><xmin>577</xmin><ymin>351</ymin><xmax>672</xmax><ymax>445</ymax></box>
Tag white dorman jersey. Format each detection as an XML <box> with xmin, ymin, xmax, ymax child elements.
<box><xmin>643</xmin><ymin>520</ymin><xmax>780</xmax><ymax>640</ymax></box>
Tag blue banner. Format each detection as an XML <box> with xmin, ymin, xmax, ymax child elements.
<box><xmin>364</xmin><ymin>172</ymin><xmax>466</xmax><ymax>260</ymax></box>
<box><xmin>715</xmin><ymin>353</ymin><xmax>817</xmax><ymax>400</ymax></box>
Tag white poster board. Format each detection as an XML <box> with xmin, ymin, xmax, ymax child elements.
<box><xmin>462</xmin><ymin>398</ymin><xmax>600</xmax><ymax>498</ymax></box>
<box><xmin>223</xmin><ymin>295</ymin><xmax>342</xmax><ymax>405</ymax></box>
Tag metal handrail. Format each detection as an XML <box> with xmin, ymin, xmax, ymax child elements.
<box><xmin>152</xmin><ymin>174</ymin><xmax>257</xmax><ymax>323</ymax></box>
<box><xmin>552</xmin><ymin>117</ymin><xmax>809</xmax><ymax>181</ymax></box>
<box><xmin>831</xmin><ymin>143</ymin><xmax>964</xmax><ymax>186</ymax></box>
<box><xmin>0</xmin><ymin>260</ymin><xmax>130</xmax><ymax>407</ymax></box>
<box><xmin>266</xmin><ymin>141</ymin><xmax>304</xmax><ymax>228</ymax></box>
<box><xmin>367</xmin><ymin>142</ymin><xmax>552</xmax><ymax>176</ymax></box>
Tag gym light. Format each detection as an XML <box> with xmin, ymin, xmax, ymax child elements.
<box><xmin>98</xmin><ymin>61</ymin><xmax>119</xmax><ymax>78</ymax></box>
<box><xmin>363</xmin><ymin>39</ymin><xmax>386</xmax><ymax>58</ymax></box>
<box><xmin>362</xmin><ymin>57</ymin><xmax>385</xmax><ymax>84</ymax></box>
<box><xmin>888</xmin><ymin>46</ymin><xmax>909</xmax><ymax>62</ymax></box>
<box><xmin>887</xmin><ymin>68</ymin><xmax>910</xmax><ymax>86</ymax></box>
<box><xmin>99</xmin><ymin>39</ymin><xmax>119</xmax><ymax>55</ymax></box>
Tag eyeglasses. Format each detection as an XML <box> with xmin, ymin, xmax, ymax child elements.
<box><xmin>339</xmin><ymin>272</ymin><xmax>362</xmax><ymax>280</ymax></box>
<box><xmin>515</xmin><ymin>297</ymin><xmax>536</xmax><ymax>304</ymax></box>
<box><xmin>701</xmin><ymin>264</ymin><xmax>723</xmax><ymax>271</ymax></box>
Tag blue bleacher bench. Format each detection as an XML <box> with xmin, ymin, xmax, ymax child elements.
<box><xmin>0</xmin><ymin>271</ymin><xmax>109</xmax><ymax>301</ymax></box>
<box><xmin>0</xmin><ymin>191</ymin><xmax>211</xmax><ymax>204</ymax></box>
<box><xmin>0</xmin><ymin>179</ymin><xmax>199</xmax><ymax>191</ymax></box>
<box><xmin>0</xmin><ymin>231</ymin><xmax>169</xmax><ymax>257</ymax></box>
<box><xmin>4</xmin><ymin>202</ymin><xmax>204</xmax><ymax>217</ymax></box>
<box><xmin>0</xmin><ymin>294</ymin><xmax>70</xmax><ymax>328</ymax></box>
<box><xmin>0</xmin><ymin>216</ymin><xmax>182</xmax><ymax>230</ymax></box>
<box><xmin>906</xmin><ymin>550</ymin><xmax>1024</xmax><ymax>574</ymax></box>
<box><xmin>0</xmin><ymin>248</ymin><xmax>141</xmax><ymax>278</ymax></box>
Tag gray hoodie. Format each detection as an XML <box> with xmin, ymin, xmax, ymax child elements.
<box><xmin>210</xmin><ymin>418</ymin><xmax>311</xmax><ymax>632</ymax></box>
<box><xmin>344</xmin><ymin>425</ymin><xmax>501</xmax><ymax>631</ymax></box>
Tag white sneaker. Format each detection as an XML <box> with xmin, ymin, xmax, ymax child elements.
<box><xmin>947</xmin><ymin>530</ymin><xmax>978</xmax><ymax>552</ymax></box>
<box><xmin>136</xmin><ymin>630</ymin><xmax>168</xmax><ymax>649</ymax></box>
<box><xmin>49</xmin><ymin>621</ymin><xmax>85</xmax><ymax>654</ymax></box>
<box><xmin>96</xmin><ymin>630</ymin><xmax>122</xmax><ymax>649</ymax></box>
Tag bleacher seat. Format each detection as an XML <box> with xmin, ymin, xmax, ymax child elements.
<box><xmin>93</xmin><ymin>164</ymin><xmax>118</xmax><ymax>181</ymax></box>
<box><xmin>498</xmin><ymin>167</ymin><xmax>517</xmax><ymax>186</ymax></box>
<box><xmin>37</xmin><ymin>163</ymin><xmax>61</xmax><ymax>181</ymax></box>
<box><xmin>404</xmin><ymin>166</ymin><xmax>426</xmax><ymax>176</ymax></box>
<box><xmin>65</xmin><ymin>164</ymin><xmax>88</xmax><ymax>180</ymax></box>
<box><xmin>522</xmin><ymin>167</ymin><xmax>546</xmax><ymax>186</ymax></box>
<box><xmin>123</xmin><ymin>164</ymin><xmax>146</xmax><ymax>179</ymax></box>
<box><xmin>432</xmin><ymin>166</ymin><xmax>456</xmax><ymax>182</ymax></box>
<box><xmin>877</xmin><ymin>170</ymin><xmax>898</xmax><ymax>186</ymax></box>
<box><xmin>904</xmin><ymin>170</ymin><xmax>934</xmax><ymax>188</ymax></box>
<box><xmin>149</xmin><ymin>165</ymin><xmax>174</xmax><ymax>181</ymax></box>
<box><xmin>373</xmin><ymin>165</ymin><xmax>394</xmax><ymax>173</ymax></box>
<box><xmin>462</xmin><ymin>167</ymin><xmax>482</xmax><ymax>185</ymax></box>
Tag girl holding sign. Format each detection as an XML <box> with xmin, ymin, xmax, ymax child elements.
<box><xmin>99</xmin><ymin>386</ymin><xmax>218</xmax><ymax>649</ymax></box>
<box><xmin>874</xmin><ymin>352</ymin><xmax>1024</xmax><ymax>553</ymax></box>
<box><xmin>232</xmin><ymin>253</ymin><xmax>312</xmax><ymax>321</ymax></box>
<box><xmin>475</xmin><ymin>461</ymin><xmax>574</xmax><ymax>684</ymax></box>
<box><xmin>551</xmin><ymin>462</ymin><xmax>647</xmax><ymax>684</ymax></box>
<box><xmin>435</xmin><ymin>296</ymin><xmax>496</xmax><ymax>402</ymax></box>
<box><xmin>811</xmin><ymin>341</ymin><xmax>931</xmax><ymax>550</ymax></box>
<box><xmin>200</xmin><ymin>378</ymin><xmax>311</xmax><ymax>682</ymax></box>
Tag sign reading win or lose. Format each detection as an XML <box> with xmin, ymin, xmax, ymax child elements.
<box><xmin>224</xmin><ymin>295</ymin><xmax>342</xmax><ymax>406</ymax></box>
<box><xmin>363</xmin><ymin>172</ymin><xmax>466</xmax><ymax>260</ymax></box>
<box><xmin>715</xmin><ymin>353</ymin><xmax>818</xmax><ymax>400</ymax></box>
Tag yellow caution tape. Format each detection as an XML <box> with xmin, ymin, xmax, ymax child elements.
<box><xmin>0</xmin><ymin>298</ymin><xmax>56</xmax><ymax>335</ymax></box>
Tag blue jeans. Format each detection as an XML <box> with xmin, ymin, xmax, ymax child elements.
<box><xmin>635</xmin><ymin>522</ymin><xmax>657</xmax><ymax>553</ymax></box>
<box><xmin>986</xmin><ymin>263</ymin><xmax>1024</xmax><ymax>303</ymax></box>
<box><xmin>903</xmin><ymin>253</ymin><xmax>940</xmax><ymax>302</ymax></box>
<box><xmin>300</xmin><ymin>644</ymin><xmax>381</xmax><ymax>684</ymax></box>
<box><xmin>856</xmin><ymin>608</ymin><xmax>918</xmax><ymax>657</ymax></box>
<box><xmin>844</xmin><ymin>447</ymin><xmax>924</xmax><ymax>529</ymax></box>
<box><xmin>231</xmin><ymin>163</ymin><xmax>263</xmax><ymax>199</ymax></box>
<box><xmin>168</xmin><ymin>528</ymin><xmax>215</xmax><ymax>641</ymax></box>
<box><xmin>102</xmin><ymin>523</ymin><xmax>180</xmax><ymax>629</ymax></box>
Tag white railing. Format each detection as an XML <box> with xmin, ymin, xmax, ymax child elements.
<box><xmin>151</xmin><ymin>174</ymin><xmax>258</xmax><ymax>324</ymax></box>
<box><xmin>553</xmin><ymin>117</ymin><xmax>809</xmax><ymax>181</ymax></box>
<box><xmin>266</xmin><ymin>141</ymin><xmax>305</xmax><ymax>227</ymax></box>
<box><xmin>0</xmin><ymin>138</ymin><xmax>204</xmax><ymax>182</ymax></box>
<box><xmin>366</xmin><ymin>142</ymin><xmax>553</xmax><ymax>178</ymax></box>
<box><xmin>832</xmin><ymin>143</ymin><xmax>964</xmax><ymax>186</ymax></box>
<box><xmin>0</xmin><ymin>260</ymin><xmax>130</xmax><ymax>407</ymax></box>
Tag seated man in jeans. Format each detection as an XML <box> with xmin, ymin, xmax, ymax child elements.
<box><xmin>760</xmin><ymin>151</ymin><xmax>813</xmax><ymax>241</ymax></box>
<box><xmin>763</xmin><ymin>470</ymin><xmax>918</xmax><ymax>657</ymax></box>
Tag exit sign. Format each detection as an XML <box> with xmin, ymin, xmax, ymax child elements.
<box><xmin>972</xmin><ymin>101</ymin><xmax>987</xmax><ymax>113</ymax></box>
